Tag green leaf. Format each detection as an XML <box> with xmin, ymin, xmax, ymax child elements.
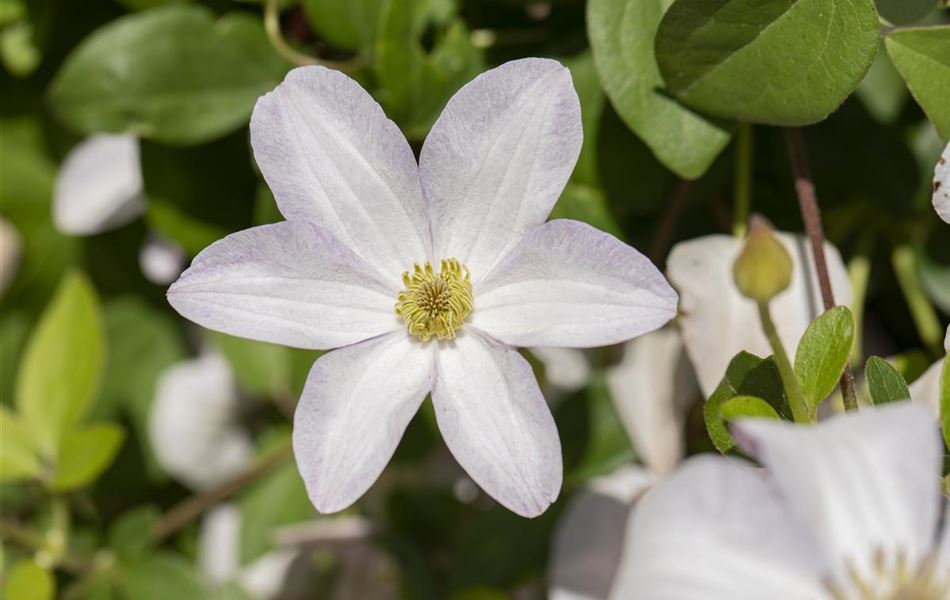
<box><xmin>655</xmin><ymin>0</ymin><xmax>880</xmax><ymax>125</ymax></box>
<box><xmin>302</xmin><ymin>0</ymin><xmax>385</xmax><ymax>53</ymax></box>
<box><xmin>0</xmin><ymin>405</ymin><xmax>40</xmax><ymax>482</ymax></box>
<box><xmin>719</xmin><ymin>395</ymin><xmax>782</xmax><ymax>421</ymax></box>
<box><xmin>108</xmin><ymin>506</ymin><xmax>161</xmax><ymax>563</ymax></box>
<box><xmin>865</xmin><ymin>356</ymin><xmax>911</xmax><ymax>405</ymax></box>
<box><xmin>16</xmin><ymin>272</ymin><xmax>105</xmax><ymax>458</ymax></box>
<box><xmin>856</xmin><ymin>43</ymin><xmax>908</xmax><ymax>124</ymax></box>
<box><xmin>705</xmin><ymin>351</ymin><xmax>789</xmax><ymax>453</ymax></box>
<box><xmin>566</xmin><ymin>375</ymin><xmax>636</xmax><ymax>483</ymax></box>
<box><xmin>121</xmin><ymin>554</ymin><xmax>209</xmax><ymax>600</ymax></box>
<box><xmin>794</xmin><ymin>306</ymin><xmax>855</xmax><ymax>416</ymax></box>
<box><xmin>886</xmin><ymin>26</ymin><xmax>950</xmax><ymax>142</ymax></box>
<box><xmin>210</xmin><ymin>332</ymin><xmax>292</xmax><ymax>397</ymax></box>
<box><xmin>0</xmin><ymin>21</ymin><xmax>41</xmax><ymax>77</ymax></box>
<box><xmin>564</xmin><ymin>52</ymin><xmax>605</xmax><ymax>187</ymax></box>
<box><xmin>875</xmin><ymin>0</ymin><xmax>936</xmax><ymax>25</ymax></box>
<box><xmin>2</xmin><ymin>560</ymin><xmax>54</xmax><ymax>600</ymax></box>
<box><xmin>587</xmin><ymin>0</ymin><xmax>731</xmax><ymax>179</ymax></box>
<box><xmin>49</xmin><ymin>424</ymin><xmax>125</xmax><ymax>491</ymax></box>
<box><xmin>48</xmin><ymin>5</ymin><xmax>288</xmax><ymax>145</ymax></box>
<box><xmin>239</xmin><ymin>459</ymin><xmax>314</xmax><ymax>562</ymax></box>
<box><xmin>550</xmin><ymin>183</ymin><xmax>623</xmax><ymax>238</ymax></box>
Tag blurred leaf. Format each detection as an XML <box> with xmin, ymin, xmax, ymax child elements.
<box><xmin>875</xmin><ymin>0</ymin><xmax>936</xmax><ymax>25</ymax></box>
<box><xmin>108</xmin><ymin>506</ymin><xmax>161</xmax><ymax>563</ymax></box>
<box><xmin>0</xmin><ymin>0</ymin><xmax>26</xmax><ymax>27</ymax></box>
<box><xmin>719</xmin><ymin>395</ymin><xmax>781</xmax><ymax>421</ymax></box>
<box><xmin>0</xmin><ymin>21</ymin><xmax>41</xmax><ymax>77</ymax></box>
<box><xmin>919</xmin><ymin>252</ymin><xmax>950</xmax><ymax>314</ymax></box>
<box><xmin>211</xmin><ymin>332</ymin><xmax>292</xmax><ymax>397</ymax></box>
<box><xmin>564</xmin><ymin>51</ymin><xmax>605</xmax><ymax>186</ymax></box>
<box><xmin>856</xmin><ymin>44</ymin><xmax>907</xmax><ymax>124</ymax></box>
<box><xmin>302</xmin><ymin>0</ymin><xmax>385</xmax><ymax>53</ymax></box>
<box><xmin>2</xmin><ymin>560</ymin><xmax>54</xmax><ymax>600</ymax></box>
<box><xmin>549</xmin><ymin>183</ymin><xmax>622</xmax><ymax>238</ymax></box>
<box><xmin>886</xmin><ymin>26</ymin><xmax>950</xmax><ymax>142</ymax></box>
<box><xmin>48</xmin><ymin>5</ymin><xmax>288</xmax><ymax>145</ymax></box>
<box><xmin>566</xmin><ymin>375</ymin><xmax>635</xmax><ymax>483</ymax></box>
<box><xmin>117</xmin><ymin>0</ymin><xmax>191</xmax><ymax>10</ymax></box>
<box><xmin>0</xmin><ymin>313</ymin><xmax>29</xmax><ymax>405</ymax></box>
<box><xmin>449</xmin><ymin>589</ymin><xmax>508</xmax><ymax>600</ymax></box>
<box><xmin>865</xmin><ymin>356</ymin><xmax>911</xmax><ymax>405</ymax></box>
<box><xmin>16</xmin><ymin>272</ymin><xmax>104</xmax><ymax>458</ymax></box>
<box><xmin>794</xmin><ymin>306</ymin><xmax>855</xmax><ymax>417</ymax></box>
<box><xmin>587</xmin><ymin>0</ymin><xmax>730</xmax><ymax>179</ymax></box>
<box><xmin>50</xmin><ymin>423</ymin><xmax>125</xmax><ymax>491</ymax></box>
<box><xmin>121</xmin><ymin>554</ymin><xmax>208</xmax><ymax>600</ymax></box>
<box><xmin>212</xmin><ymin>583</ymin><xmax>257</xmax><ymax>600</ymax></box>
<box><xmin>655</xmin><ymin>0</ymin><xmax>879</xmax><ymax>125</ymax></box>
<box><xmin>940</xmin><ymin>355</ymin><xmax>949</xmax><ymax>450</ymax></box>
<box><xmin>0</xmin><ymin>405</ymin><xmax>41</xmax><ymax>482</ymax></box>
<box><xmin>239</xmin><ymin>458</ymin><xmax>313</xmax><ymax>562</ymax></box>
<box><xmin>145</xmin><ymin>201</ymin><xmax>230</xmax><ymax>256</ymax></box>
<box><xmin>0</xmin><ymin>118</ymin><xmax>54</xmax><ymax>218</ymax></box>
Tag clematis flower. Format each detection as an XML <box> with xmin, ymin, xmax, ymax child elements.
<box><xmin>668</xmin><ymin>233</ymin><xmax>852</xmax><ymax>396</ymax></box>
<box><xmin>139</xmin><ymin>233</ymin><xmax>185</xmax><ymax>285</ymax></box>
<box><xmin>167</xmin><ymin>59</ymin><xmax>678</xmax><ymax>517</ymax></box>
<box><xmin>935</xmin><ymin>141</ymin><xmax>949</xmax><ymax>224</ymax></box>
<box><xmin>908</xmin><ymin>326</ymin><xmax>949</xmax><ymax>417</ymax></box>
<box><xmin>609</xmin><ymin>403</ymin><xmax>949</xmax><ymax>599</ymax></box>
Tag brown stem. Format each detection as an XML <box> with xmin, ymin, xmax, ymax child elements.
<box><xmin>783</xmin><ymin>128</ymin><xmax>858</xmax><ymax>411</ymax></box>
<box><xmin>150</xmin><ymin>443</ymin><xmax>293</xmax><ymax>543</ymax></box>
<box><xmin>649</xmin><ymin>180</ymin><xmax>692</xmax><ymax>263</ymax></box>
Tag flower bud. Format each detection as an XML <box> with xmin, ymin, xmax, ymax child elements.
<box><xmin>732</xmin><ymin>216</ymin><xmax>793</xmax><ymax>303</ymax></box>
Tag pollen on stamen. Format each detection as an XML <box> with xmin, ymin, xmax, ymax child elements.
<box><xmin>395</xmin><ymin>258</ymin><xmax>473</xmax><ymax>342</ymax></box>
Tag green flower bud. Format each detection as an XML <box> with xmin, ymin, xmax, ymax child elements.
<box><xmin>733</xmin><ymin>216</ymin><xmax>793</xmax><ymax>303</ymax></box>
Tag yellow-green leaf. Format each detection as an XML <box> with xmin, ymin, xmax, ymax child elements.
<box><xmin>50</xmin><ymin>424</ymin><xmax>125</xmax><ymax>492</ymax></box>
<box><xmin>794</xmin><ymin>306</ymin><xmax>855</xmax><ymax>417</ymax></box>
<box><xmin>0</xmin><ymin>405</ymin><xmax>41</xmax><ymax>482</ymax></box>
<box><xmin>720</xmin><ymin>395</ymin><xmax>782</xmax><ymax>421</ymax></box>
<box><xmin>2</xmin><ymin>560</ymin><xmax>54</xmax><ymax>600</ymax></box>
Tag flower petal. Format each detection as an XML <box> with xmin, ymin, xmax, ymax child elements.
<box><xmin>529</xmin><ymin>347</ymin><xmax>592</xmax><ymax>393</ymax></box>
<box><xmin>167</xmin><ymin>221</ymin><xmax>400</xmax><ymax>350</ymax></box>
<box><xmin>198</xmin><ymin>504</ymin><xmax>241</xmax><ymax>584</ymax></box>
<box><xmin>139</xmin><ymin>234</ymin><xmax>184</xmax><ymax>285</ymax></box>
<box><xmin>608</xmin><ymin>456</ymin><xmax>826</xmax><ymax>600</ymax></box>
<box><xmin>471</xmin><ymin>220</ymin><xmax>677</xmax><ymax>348</ymax></box>
<box><xmin>733</xmin><ymin>404</ymin><xmax>943</xmax><ymax>587</ymax></box>
<box><xmin>935</xmin><ymin>141</ymin><xmax>950</xmax><ymax>224</ymax></box>
<box><xmin>909</xmin><ymin>358</ymin><xmax>944</xmax><ymax>417</ymax></box>
<box><xmin>0</xmin><ymin>217</ymin><xmax>22</xmax><ymax>296</ymax></box>
<box><xmin>293</xmin><ymin>332</ymin><xmax>434</xmax><ymax>513</ymax></box>
<box><xmin>606</xmin><ymin>328</ymin><xmax>698</xmax><ymax>475</ymax></box>
<box><xmin>432</xmin><ymin>331</ymin><xmax>561</xmax><ymax>517</ymax></box>
<box><xmin>421</xmin><ymin>58</ymin><xmax>582</xmax><ymax>278</ymax></box>
<box><xmin>668</xmin><ymin>233</ymin><xmax>852</xmax><ymax>396</ymax></box>
<box><xmin>53</xmin><ymin>134</ymin><xmax>145</xmax><ymax>235</ymax></box>
<box><xmin>250</xmin><ymin>66</ymin><xmax>430</xmax><ymax>281</ymax></box>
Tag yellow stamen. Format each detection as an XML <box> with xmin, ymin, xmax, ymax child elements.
<box><xmin>395</xmin><ymin>258</ymin><xmax>473</xmax><ymax>342</ymax></box>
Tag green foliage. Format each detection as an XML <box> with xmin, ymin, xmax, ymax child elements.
<box><xmin>565</xmin><ymin>375</ymin><xmax>636</xmax><ymax>483</ymax></box>
<box><xmin>794</xmin><ymin>306</ymin><xmax>855</xmax><ymax>417</ymax></box>
<box><xmin>48</xmin><ymin>5</ymin><xmax>288</xmax><ymax>145</ymax></box>
<box><xmin>302</xmin><ymin>0</ymin><xmax>385</xmax><ymax>54</ymax></box>
<box><xmin>875</xmin><ymin>0</ymin><xmax>937</xmax><ymax>25</ymax></box>
<box><xmin>865</xmin><ymin>356</ymin><xmax>912</xmax><ymax>405</ymax></box>
<box><xmin>50</xmin><ymin>424</ymin><xmax>125</xmax><ymax>491</ymax></box>
<box><xmin>108</xmin><ymin>506</ymin><xmax>161</xmax><ymax>563</ymax></box>
<box><xmin>239</xmin><ymin>458</ymin><xmax>314</xmax><ymax>562</ymax></box>
<box><xmin>719</xmin><ymin>395</ymin><xmax>782</xmax><ymax>421</ymax></box>
<box><xmin>2</xmin><ymin>560</ymin><xmax>54</xmax><ymax>600</ymax></box>
<box><xmin>122</xmin><ymin>554</ymin><xmax>209</xmax><ymax>600</ymax></box>
<box><xmin>886</xmin><ymin>26</ymin><xmax>950</xmax><ymax>141</ymax></box>
<box><xmin>655</xmin><ymin>0</ymin><xmax>879</xmax><ymax>125</ymax></box>
<box><xmin>0</xmin><ymin>405</ymin><xmax>40</xmax><ymax>482</ymax></box>
<box><xmin>211</xmin><ymin>332</ymin><xmax>293</xmax><ymax>398</ymax></box>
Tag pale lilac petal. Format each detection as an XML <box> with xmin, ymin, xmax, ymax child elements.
<box><xmin>734</xmin><ymin>404</ymin><xmax>943</xmax><ymax>587</ymax></box>
<box><xmin>421</xmin><ymin>58</ymin><xmax>582</xmax><ymax>278</ymax></box>
<box><xmin>237</xmin><ymin>550</ymin><xmax>298</xmax><ymax>599</ymax></box>
<box><xmin>530</xmin><ymin>347</ymin><xmax>592</xmax><ymax>393</ymax></box>
<box><xmin>909</xmin><ymin>358</ymin><xmax>944</xmax><ymax>417</ymax></box>
<box><xmin>293</xmin><ymin>332</ymin><xmax>435</xmax><ymax>513</ymax></box>
<box><xmin>167</xmin><ymin>221</ymin><xmax>400</xmax><ymax>350</ymax></box>
<box><xmin>668</xmin><ymin>233</ymin><xmax>852</xmax><ymax>396</ymax></box>
<box><xmin>432</xmin><ymin>331</ymin><xmax>561</xmax><ymax>517</ymax></box>
<box><xmin>937</xmin><ymin>498</ymin><xmax>950</xmax><ymax>578</ymax></box>
<box><xmin>250</xmin><ymin>66</ymin><xmax>430</xmax><ymax>282</ymax></box>
<box><xmin>198</xmin><ymin>504</ymin><xmax>241</xmax><ymax>584</ymax></box>
<box><xmin>608</xmin><ymin>456</ymin><xmax>826</xmax><ymax>600</ymax></box>
<box><xmin>53</xmin><ymin>134</ymin><xmax>145</xmax><ymax>235</ymax></box>
<box><xmin>139</xmin><ymin>234</ymin><xmax>184</xmax><ymax>285</ymax></box>
<box><xmin>471</xmin><ymin>220</ymin><xmax>677</xmax><ymax>348</ymax></box>
<box><xmin>606</xmin><ymin>328</ymin><xmax>698</xmax><ymax>475</ymax></box>
<box><xmin>149</xmin><ymin>354</ymin><xmax>254</xmax><ymax>490</ymax></box>
<box><xmin>935</xmin><ymin>142</ymin><xmax>950</xmax><ymax>224</ymax></box>
<box><xmin>549</xmin><ymin>466</ymin><xmax>654</xmax><ymax>600</ymax></box>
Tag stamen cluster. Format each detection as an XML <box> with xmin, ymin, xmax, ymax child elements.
<box><xmin>396</xmin><ymin>258</ymin><xmax>473</xmax><ymax>342</ymax></box>
<box><xmin>825</xmin><ymin>547</ymin><xmax>949</xmax><ymax>600</ymax></box>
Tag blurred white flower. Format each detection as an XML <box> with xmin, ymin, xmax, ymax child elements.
<box><xmin>149</xmin><ymin>353</ymin><xmax>254</xmax><ymax>490</ymax></box>
<box><xmin>53</xmin><ymin>134</ymin><xmax>145</xmax><ymax>235</ymax></box>
<box><xmin>530</xmin><ymin>347</ymin><xmax>592</xmax><ymax>393</ymax></box>
<box><xmin>0</xmin><ymin>217</ymin><xmax>22</xmax><ymax>296</ymax></box>
<box><xmin>609</xmin><ymin>404</ymin><xmax>948</xmax><ymax>599</ymax></box>
<box><xmin>935</xmin><ymin>141</ymin><xmax>949</xmax><ymax>224</ymax></box>
<box><xmin>668</xmin><ymin>233</ymin><xmax>852</xmax><ymax>396</ymax></box>
<box><xmin>167</xmin><ymin>60</ymin><xmax>678</xmax><ymax>517</ymax></box>
<box><xmin>908</xmin><ymin>327</ymin><xmax>949</xmax><ymax>417</ymax></box>
<box><xmin>139</xmin><ymin>234</ymin><xmax>185</xmax><ymax>285</ymax></box>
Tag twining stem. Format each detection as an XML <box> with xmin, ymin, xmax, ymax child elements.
<box><xmin>733</xmin><ymin>123</ymin><xmax>753</xmax><ymax>238</ymax></box>
<box><xmin>784</xmin><ymin>127</ymin><xmax>858</xmax><ymax>411</ymax></box>
<box><xmin>151</xmin><ymin>441</ymin><xmax>293</xmax><ymax>543</ymax></box>
<box><xmin>892</xmin><ymin>244</ymin><xmax>944</xmax><ymax>356</ymax></box>
<box><xmin>757</xmin><ymin>301</ymin><xmax>810</xmax><ymax>423</ymax></box>
<box><xmin>263</xmin><ymin>0</ymin><xmax>360</xmax><ymax>71</ymax></box>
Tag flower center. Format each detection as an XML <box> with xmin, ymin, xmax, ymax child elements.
<box><xmin>395</xmin><ymin>258</ymin><xmax>473</xmax><ymax>342</ymax></box>
<box><xmin>825</xmin><ymin>548</ymin><xmax>948</xmax><ymax>600</ymax></box>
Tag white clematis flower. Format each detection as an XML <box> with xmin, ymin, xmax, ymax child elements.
<box><xmin>935</xmin><ymin>141</ymin><xmax>950</xmax><ymax>224</ymax></box>
<box><xmin>668</xmin><ymin>233</ymin><xmax>852</xmax><ymax>396</ymax></box>
<box><xmin>53</xmin><ymin>134</ymin><xmax>145</xmax><ymax>235</ymax></box>
<box><xmin>609</xmin><ymin>403</ymin><xmax>949</xmax><ymax>599</ymax></box>
<box><xmin>167</xmin><ymin>59</ymin><xmax>678</xmax><ymax>517</ymax></box>
<box><xmin>908</xmin><ymin>328</ymin><xmax>949</xmax><ymax>417</ymax></box>
<box><xmin>139</xmin><ymin>234</ymin><xmax>185</xmax><ymax>285</ymax></box>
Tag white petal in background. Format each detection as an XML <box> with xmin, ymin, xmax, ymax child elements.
<box><xmin>605</xmin><ymin>328</ymin><xmax>699</xmax><ymax>476</ymax></box>
<box><xmin>734</xmin><ymin>404</ymin><xmax>942</xmax><ymax>591</ymax></box>
<box><xmin>139</xmin><ymin>234</ymin><xmax>185</xmax><ymax>285</ymax></box>
<box><xmin>529</xmin><ymin>347</ymin><xmax>592</xmax><ymax>393</ymax></box>
<box><xmin>472</xmin><ymin>220</ymin><xmax>678</xmax><ymax>348</ymax></box>
<box><xmin>149</xmin><ymin>354</ymin><xmax>254</xmax><ymax>490</ymax></box>
<box><xmin>433</xmin><ymin>331</ymin><xmax>562</xmax><ymax>517</ymax></box>
<box><xmin>668</xmin><ymin>233</ymin><xmax>852</xmax><ymax>396</ymax></box>
<box><xmin>421</xmin><ymin>58</ymin><xmax>583</xmax><ymax>278</ymax></box>
<box><xmin>934</xmin><ymin>141</ymin><xmax>950</xmax><ymax>224</ymax></box>
<box><xmin>250</xmin><ymin>66</ymin><xmax>430</xmax><ymax>282</ymax></box>
<box><xmin>293</xmin><ymin>332</ymin><xmax>435</xmax><ymax>514</ymax></box>
<box><xmin>0</xmin><ymin>217</ymin><xmax>22</xmax><ymax>296</ymax></box>
<box><xmin>909</xmin><ymin>357</ymin><xmax>945</xmax><ymax>417</ymax></box>
<box><xmin>53</xmin><ymin>134</ymin><xmax>145</xmax><ymax>235</ymax></box>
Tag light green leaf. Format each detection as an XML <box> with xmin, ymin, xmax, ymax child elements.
<box><xmin>211</xmin><ymin>332</ymin><xmax>292</xmax><ymax>397</ymax></box>
<box><xmin>122</xmin><ymin>554</ymin><xmax>208</xmax><ymax>600</ymax></box>
<box><xmin>108</xmin><ymin>506</ymin><xmax>161</xmax><ymax>563</ymax></box>
<box><xmin>886</xmin><ymin>26</ymin><xmax>950</xmax><ymax>142</ymax></box>
<box><xmin>794</xmin><ymin>306</ymin><xmax>855</xmax><ymax>416</ymax></box>
<box><xmin>0</xmin><ymin>405</ymin><xmax>40</xmax><ymax>482</ymax></box>
<box><xmin>49</xmin><ymin>424</ymin><xmax>125</xmax><ymax>491</ymax></box>
<box><xmin>2</xmin><ymin>560</ymin><xmax>54</xmax><ymax>600</ymax></box>
<box><xmin>239</xmin><ymin>457</ymin><xmax>313</xmax><ymax>562</ymax></box>
<box><xmin>719</xmin><ymin>395</ymin><xmax>782</xmax><ymax>421</ymax></box>
<box><xmin>302</xmin><ymin>0</ymin><xmax>385</xmax><ymax>53</ymax></box>
<box><xmin>875</xmin><ymin>0</ymin><xmax>936</xmax><ymax>25</ymax></box>
<box><xmin>566</xmin><ymin>375</ymin><xmax>636</xmax><ymax>483</ymax></box>
<box><xmin>856</xmin><ymin>44</ymin><xmax>908</xmax><ymax>124</ymax></box>
<box><xmin>48</xmin><ymin>5</ymin><xmax>288</xmax><ymax>145</ymax></box>
<box><xmin>0</xmin><ymin>21</ymin><xmax>40</xmax><ymax>77</ymax></box>
<box><xmin>16</xmin><ymin>272</ymin><xmax>105</xmax><ymax>458</ymax></box>
<box><xmin>587</xmin><ymin>0</ymin><xmax>731</xmax><ymax>179</ymax></box>
<box><xmin>550</xmin><ymin>183</ymin><xmax>623</xmax><ymax>238</ymax></box>
<box><xmin>655</xmin><ymin>0</ymin><xmax>880</xmax><ymax>125</ymax></box>
<box><xmin>865</xmin><ymin>356</ymin><xmax>911</xmax><ymax>405</ymax></box>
